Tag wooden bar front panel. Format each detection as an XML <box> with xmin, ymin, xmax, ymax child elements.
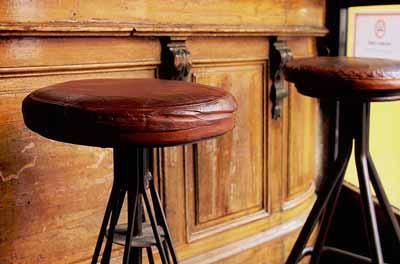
<box><xmin>0</xmin><ymin>1</ymin><xmax>326</xmax><ymax>263</ymax></box>
<box><xmin>189</xmin><ymin>37</ymin><xmax>267</xmax><ymax>230</ymax></box>
<box><xmin>0</xmin><ymin>37</ymin><xmax>160</xmax><ymax>264</ymax></box>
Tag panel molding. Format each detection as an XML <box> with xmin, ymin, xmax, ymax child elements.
<box><xmin>0</xmin><ymin>22</ymin><xmax>328</xmax><ymax>37</ymax></box>
<box><xmin>134</xmin><ymin>24</ymin><xmax>329</xmax><ymax>37</ymax></box>
<box><xmin>185</xmin><ymin>60</ymin><xmax>269</xmax><ymax>242</ymax></box>
<box><xmin>0</xmin><ymin>61</ymin><xmax>160</xmax><ymax>78</ymax></box>
<box><xmin>192</xmin><ymin>57</ymin><xmax>269</xmax><ymax>67</ymax></box>
<box><xmin>188</xmin><ymin>210</ymin><xmax>269</xmax><ymax>242</ymax></box>
<box><xmin>0</xmin><ymin>62</ymin><xmax>160</xmax><ymax>96</ymax></box>
<box><xmin>180</xmin><ymin>210</ymin><xmax>310</xmax><ymax>264</ymax></box>
<box><xmin>282</xmin><ymin>183</ymin><xmax>315</xmax><ymax>211</ymax></box>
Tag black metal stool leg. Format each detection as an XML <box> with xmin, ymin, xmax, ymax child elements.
<box><xmin>122</xmin><ymin>188</ymin><xmax>139</xmax><ymax>264</ymax></box>
<box><xmin>142</xmin><ymin>187</ymin><xmax>169</xmax><ymax>263</ymax></box>
<box><xmin>101</xmin><ymin>190</ymin><xmax>126</xmax><ymax>264</ymax></box>
<box><xmin>92</xmin><ymin>185</ymin><xmax>117</xmax><ymax>264</ymax></box>
<box><xmin>92</xmin><ymin>147</ymin><xmax>179</xmax><ymax>264</ymax></box>
<box><xmin>285</xmin><ymin>137</ymin><xmax>352</xmax><ymax>264</ymax></box>
<box><xmin>309</xmin><ymin>101</ymin><xmax>351</xmax><ymax>264</ymax></box>
<box><xmin>146</xmin><ymin>247</ymin><xmax>155</xmax><ymax>264</ymax></box>
<box><xmin>309</xmin><ymin>176</ymin><xmax>344</xmax><ymax>264</ymax></box>
<box><xmin>130</xmin><ymin>193</ymin><xmax>144</xmax><ymax>263</ymax></box>
<box><xmin>354</xmin><ymin>103</ymin><xmax>384</xmax><ymax>264</ymax></box>
<box><xmin>122</xmin><ymin>147</ymin><xmax>141</xmax><ymax>264</ymax></box>
<box><xmin>367</xmin><ymin>153</ymin><xmax>400</xmax><ymax>246</ymax></box>
<box><xmin>149</xmin><ymin>176</ymin><xmax>179</xmax><ymax>264</ymax></box>
<box><xmin>162</xmin><ymin>241</ymin><xmax>171</xmax><ymax>264</ymax></box>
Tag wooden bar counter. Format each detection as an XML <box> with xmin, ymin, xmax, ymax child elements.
<box><xmin>0</xmin><ymin>1</ymin><xmax>327</xmax><ymax>263</ymax></box>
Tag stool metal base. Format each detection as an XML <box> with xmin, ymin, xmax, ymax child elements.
<box><xmin>286</xmin><ymin>102</ymin><xmax>400</xmax><ymax>264</ymax></box>
<box><xmin>91</xmin><ymin>147</ymin><xmax>178</xmax><ymax>264</ymax></box>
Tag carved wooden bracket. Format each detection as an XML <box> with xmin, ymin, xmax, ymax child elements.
<box><xmin>270</xmin><ymin>40</ymin><xmax>293</xmax><ymax>120</ymax></box>
<box><xmin>158</xmin><ymin>38</ymin><xmax>192</xmax><ymax>81</ymax></box>
<box><xmin>168</xmin><ymin>40</ymin><xmax>192</xmax><ymax>80</ymax></box>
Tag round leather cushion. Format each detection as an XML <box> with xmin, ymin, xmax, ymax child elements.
<box><xmin>22</xmin><ymin>79</ymin><xmax>237</xmax><ymax>147</ymax></box>
<box><xmin>284</xmin><ymin>57</ymin><xmax>400</xmax><ymax>101</ymax></box>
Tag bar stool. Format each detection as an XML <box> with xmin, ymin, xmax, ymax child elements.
<box><xmin>283</xmin><ymin>57</ymin><xmax>400</xmax><ymax>264</ymax></box>
<box><xmin>22</xmin><ymin>79</ymin><xmax>237</xmax><ymax>264</ymax></box>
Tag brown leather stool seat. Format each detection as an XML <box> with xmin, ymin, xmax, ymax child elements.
<box><xmin>283</xmin><ymin>57</ymin><xmax>400</xmax><ymax>264</ymax></box>
<box><xmin>22</xmin><ymin>78</ymin><xmax>237</xmax><ymax>264</ymax></box>
<box><xmin>23</xmin><ymin>78</ymin><xmax>237</xmax><ymax>147</ymax></box>
<box><xmin>284</xmin><ymin>56</ymin><xmax>400</xmax><ymax>101</ymax></box>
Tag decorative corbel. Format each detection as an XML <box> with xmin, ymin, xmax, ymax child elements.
<box><xmin>159</xmin><ymin>37</ymin><xmax>192</xmax><ymax>81</ymax></box>
<box><xmin>270</xmin><ymin>39</ymin><xmax>293</xmax><ymax>120</ymax></box>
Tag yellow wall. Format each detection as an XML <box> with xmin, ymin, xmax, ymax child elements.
<box><xmin>345</xmin><ymin>102</ymin><xmax>400</xmax><ymax>209</ymax></box>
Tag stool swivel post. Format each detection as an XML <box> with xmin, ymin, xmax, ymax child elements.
<box><xmin>91</xmin><ymin>147</ymin><xmax>178</xmax><ymax>264</ymax></box>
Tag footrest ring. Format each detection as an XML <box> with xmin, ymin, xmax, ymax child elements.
<box><xmin>106</xmin><ymin>223</ymin><xmax>165</xmax><ymax>248</ymax></box>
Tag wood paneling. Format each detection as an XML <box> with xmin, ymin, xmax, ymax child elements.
<box><xmin>0</xmin><ymin>37</ymin><xmax>160</xmax><ymax>264</ymax></box>
<box><xmin>0</xmin><ymin>1</ymin><xmax>326</xmax><ymax>263</ymax></box>
<box><xmin>0</xmin><ymin>37</ymin><xmax>160</xmax><ymax>75</ymax></box>
<box><xmin>283</xmin><ymin>37</ymin><xmax>319</xmax><ymax>204</ymax></box>
<box><xmin>185</xmin><ymin>38</ymin><xmax>267</xmax><ymax>241</ymax></box>
<box><xmin>0</xmin><ymin>1</ymin><xmax>328</xmax><ymax>37</ymax></box>
<box><xmin>0</xmin><ymin>1</ymin><xmax>286</xmax><ymax>26</ymax></box>
<box><xmin>188</xmin><ymin>62</ymin><xmax>266</xmax><ymax>230</ymax></box>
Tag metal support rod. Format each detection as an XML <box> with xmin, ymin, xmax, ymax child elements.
<box><xmin>354</xmin><ymin>102</ymin><xmax>384</xmax><ymax>264</ymax></box>
<box><xmin>101</xmin><ymin>190</ymin><xmax>125</xmax><ymax>264</ymax></box>
<box><xmin>309</xmin><ymin>178</ymin><xmax>344</xmax><ymax>264</ymax></box>
<box><xmin>122</xmin><ymin>149</ymin><xmax>140</xmax><ymax>264</ymax></box>
<box><xmin>286</xmin><ymin>101</ymin><xmax>353</xmax><ymax>264</ymax></box>
<box><xmin>146</xmin><ymin>247</ymin><xmax>155</xmax><ymax>264</ymax></box>
<box><xmin>149</xmin><ymin>177</ymin><xmax>179</xmax><ymax>264</ymax></box>
<box><xmin>286</xmin><ymin>100</ymin><xmax>398</xmax><ymax>263</ymax></box>
<box><xmin>323</xmin><ymin>246</ymin><xmax>389</xmax><ymax>264</ymax></box>
<box><xmin>122</xmin><ymin>190</ymin><xmax>139</xmax><ymax>264</ymax></box>
<box><xmin>285</xmin><ymin>135</ymin><xmax>352</xmax><ymax>264</ymax></box>
<box><xmin>130</xmin><ymin>148</ymin><xmax>147</xmax><ymax>264</ymax></box>
<box><xmin>91</xmin><ymin>185</ymin><xmax>117</xmax><ymax>264</ymax></box>
<box><xmin>142</xmin><ymin>187</ymin><xmax>169</xmax><ymax>263</ymax></box>
<box><xmin>367</xmin><ymin>153</ymin><xmax>400</xmax><ymax>247</ymax></box>
<box><xmin>310</xmin><ymin>101</ymin><xmax>350</xmax><ymax>264</ymax></box>
<box><xmin>91</xmin><ymin>146</ymin><xmax>179</xmax><ymax>264</ymax></box>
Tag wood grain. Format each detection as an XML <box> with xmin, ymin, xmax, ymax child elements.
<box><xmin>0</xmin><ymin>37</ymin><xmax>160</xmax><ymax>69</ymax></box>
<box><xmin>0</xmin><ymin>38</ymin><xmax>159</xmax><ymax>264</ymax></box>
<box><xmin>0</xmin><ymin>1</ymin><xmax>328</xmax><ymax>37</ymax></box>
<box><xmin>283</xmin><ymin>37</ymin><xmax>319</xmax><ymax>203</ymax></box>
<box><xmin>192</xmin><ymin>63</ymin><xmax>265</xmax><ymax>222</ymax></box>
<box><xmin>0</xmin><ymin>1</ymin><xmax>294</xmax><ymax>26</ymax></box>
<box><xmin>0</xmin><ymin>1</ymin><xmax>325</xmax><ymax>263</ymax></box>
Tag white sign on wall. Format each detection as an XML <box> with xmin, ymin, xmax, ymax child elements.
<box><xmin>347</xmin><ymin>5</ymin><xmax>400</xmax><ymax>59</ymax></box>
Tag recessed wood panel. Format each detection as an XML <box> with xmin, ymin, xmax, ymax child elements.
<box><xmin>0</xmin><ymin>37</ymin><xmax>160</xmax><ymax>69</ymax></box>
<box><xmin>283</xmin><ymin>37</ymin><xmax>319</xmax><ymax>203</ymax></box>
<box><xmin>188</xmin><ymin>37</ymin><xmax>269</xmax><ymax>62</ymax></box>
<box><xmin>286</xmin><ymin>84</ymin><xmax>317</xmax><ymax>201</ymax></box>
<box><xmin>153</xmin><ymin>146</ymin><xmax>187</xmax><ymax>246</ymax></box>
<box><xmin>186</xmin><ymin>62</ymin><xmax>267</xmax><ymax>236</ymax></box>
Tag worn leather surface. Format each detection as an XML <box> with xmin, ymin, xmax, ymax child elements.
<box><xmin>284</xmin><ymin>57</ymin><xmax>400</xmax><ymax>101</ymax></box>
<box><xmin>23</xmin><ymin>79</ymin><xmax>237</xmax><ymax>147</ymax></box>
